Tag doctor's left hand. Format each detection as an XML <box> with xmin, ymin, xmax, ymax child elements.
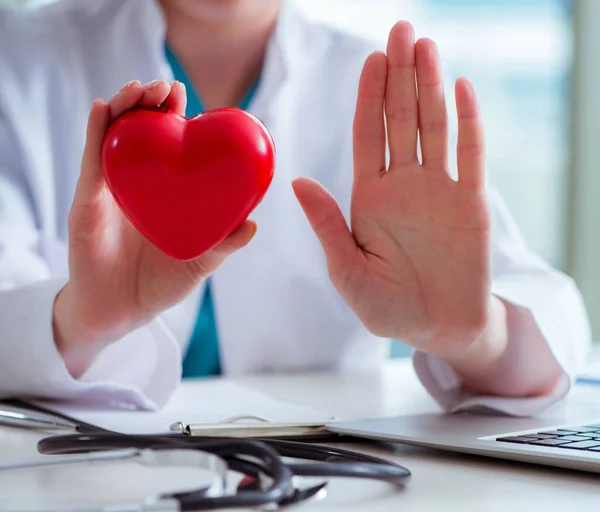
<box><xmin>293</xmin><ymin>22</ymin><xmax>509</xmax><ymax>391</ymax></box>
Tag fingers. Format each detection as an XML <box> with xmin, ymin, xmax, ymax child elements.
<box><xmin>76</xmin><ymin>99</ymin><xmax>111</xmax><ymax>204</ymax></box>
<box><xmin>213</xmin><ymin>220</ymin><xmax>258</xmax><ymax>254</ymax></box>
<box><xmin>137</xmin><ymin>80</ymin><xmax>172</xmax><ymax>109</ymax></box>
<box><xmin>353</xmin><ymin>51</ymin><xmax>388</xmax><ymax>181</ymax></box>
<box><xmin>163</xmin><ymin>81</ymin><xmax>187</xmax><ymax>117</ymax></box>
<box><xmin>107</xmin><ymin>80</ymin><xmax>145</xmax><ymax>120</ymax></box>
<box><xmin>107</xmin><ymin>80</ymin><xmax>177</xmax><ymax>120</ymax></box>
<box><xmin>385</xmin><ymin>22</ymin><xmax>418</xmax><ymax>168</ymax></box>
<box><xmin>415</xmin><ymin>38</ymin><xmax>448</xmax><ymax>172</ymax></box>
<box><xmin>186</xmin><ymin>220</ymin><xmax>257</xmax><ymax>277</ymax></box>
<box><xmin>292</xmin><ymin>178</ymin><xmax>358</xmax><ymax>276</ymax></box>
<box><xmin>455</xmin><ymin>78</ymin><xmax>485</xmax><ymax>189</ymax></box>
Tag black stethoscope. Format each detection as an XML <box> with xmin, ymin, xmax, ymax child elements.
<box><xmin>23</xmin><ymin>407</ymin><xmax>411</xmax><ymax>511</ymax></box>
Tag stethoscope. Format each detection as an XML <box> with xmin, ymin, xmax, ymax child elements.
<box><xmin>2</xmin><ymin>404</ymin><xmax>411</xmax><ymax>511</ymax></box>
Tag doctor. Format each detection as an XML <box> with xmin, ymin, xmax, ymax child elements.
<box><xmin>0</xmin><ymin>0</ymin><xmax>591</xmax><ymax>414</ymax></box>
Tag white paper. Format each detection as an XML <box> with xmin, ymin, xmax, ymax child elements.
<box><xmin>579</xmin><ymin>356</ymin><xmax>600</xmax><ymax>381</ymax></box>
<box><xmin>575</xmin><ymin>345</ymin><xmax>600</xmax><ymax>382</ymax></box>
<box><xmin>34</xmin><ymin>381</ymin><xmax>334</xmax><ymax>435</ymax></box>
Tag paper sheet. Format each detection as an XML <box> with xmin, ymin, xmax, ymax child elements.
<box><xmin>35</xmin><ymin>381</ymin><xmax>334</xmax><ymax>435</ymax></box>
<box><xmin>577</xmin><ymin>348</ymin><xmax>600</xmax><ymax>383</ymax></box>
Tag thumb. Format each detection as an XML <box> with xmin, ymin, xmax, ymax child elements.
<box><xmin>292</xmin><ymin>178</ymin><xmax>358</xmax><ymax>276</ymax></box>
<box><xmin>163</xmin><ymin>81</ymin><xmax>188</xmax><ymax>117</ymax></box>
<box><xmin>76</xmin><ymin>99</ymin><xmax>111</xmax><ymax>205</ymax></box>
<box><xmin>213</xmin><ymin>219</ymin><xmax>258</xmax><ymax>255</ymax></box>
<box><xmin>69</xmin><ymin>100</ymin><xmax>111</xmax><ymax>237</ymax></box>
<box><xmin>185</xmin><ymin>220</ymin><xmax>258</xmax><ymax>278</ymax></box>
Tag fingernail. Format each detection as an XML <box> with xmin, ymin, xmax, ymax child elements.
<box><xmin>146</xmin><ymin>79</ymin><xmax>162</xmax><ymax>89</ymax></box>
<box><xmin>91</xmin><ymin>99</ymin><xmax>107</xmax><ymax>113</ymax></box>
<box><xmin>248</xmin><ymin>221</ymin><xmax>258</xmax><ymax>241</ymax></box>
<box><xmin>172</xmin><ymin>80</ymin><xmax>186</xmax><ymax>91</ymax></box>
<box><xmin>121</xmin><ymin>80</ymin><xmax>139</xmax><ymax>90</ymax></box>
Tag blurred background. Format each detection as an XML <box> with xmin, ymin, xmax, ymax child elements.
<box><xmin>2</xmin><ymin>0</ymin><xmax>599</xmax><ymax>355</ymax></box>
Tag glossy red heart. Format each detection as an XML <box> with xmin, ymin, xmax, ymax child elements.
<box><xmin>101</xmin><ymin>107</ymin><xmax>275</xmax><ymax>260</ymax></box>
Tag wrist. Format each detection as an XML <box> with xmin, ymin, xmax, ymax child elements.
<box><xmin>439</xmin><ymin>295</ymin><xmax>510</xmax><ymax>390</ymax></box>
<box><xmin>52</xmin><ymin>283</ymin><xmax>131</xmax><ymax>377</ymax></box>
<box><xmin>53</xmin><ymin>284</ymin><xmax>98</xmax><ymax>377</ymax></box>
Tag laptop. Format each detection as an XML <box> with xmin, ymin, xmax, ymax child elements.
<box><xmin>328</xmin><ymin>387</ymin><xmax>600</xmax><ymax>474</ymax></box>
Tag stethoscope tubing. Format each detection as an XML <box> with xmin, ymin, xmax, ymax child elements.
<box><xmin>37</xmin><ymin>432</ymin><xmax>411</xmax><ymax>484</ymax></box>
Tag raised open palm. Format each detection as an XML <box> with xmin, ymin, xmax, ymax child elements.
<box><xmin>294</xmin><ymin>22</ymin><xmax>491</xmax><ymax>357</ymax></box>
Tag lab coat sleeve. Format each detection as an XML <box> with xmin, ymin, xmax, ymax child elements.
<box><xmin>0</xmin><ymin>109</ymin><xmax>181</xmax><ymax>410</ymax></box>
<box><xmin>412</xmin><ymin>188</ymin><xmax>592</xmax><ymax>416</ymax></box>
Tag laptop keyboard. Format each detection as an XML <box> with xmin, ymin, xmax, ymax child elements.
<box><xmin>497</xmin><ymin>424</ymin><xmax>600</xmax><ymax>451</ymax></box>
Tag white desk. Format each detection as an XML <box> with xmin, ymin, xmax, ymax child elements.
<box><xmin>1</xmin><ymin>359</ymin><xmax>599</xmax><ymax>511</ymax></box>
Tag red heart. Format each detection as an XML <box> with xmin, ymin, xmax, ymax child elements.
<box><xmin>101</xmin><ymin>107</ymin><xmax>275</xmax><ymax>260</ymax></box>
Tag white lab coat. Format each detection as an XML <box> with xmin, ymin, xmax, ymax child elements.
<box><xmin>0</xmin><ymin>0</ymin><xmax>591</xmax><ymax>415</ymax></box>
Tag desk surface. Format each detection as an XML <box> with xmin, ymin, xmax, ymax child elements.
<box><xmin>1</xmin><ymin>359</ymin><xmax>599</xmax><ymax>511</ymax></box>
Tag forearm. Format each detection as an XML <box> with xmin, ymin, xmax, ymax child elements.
<box><xmin>440</xmin><ymin>295</ymin><xmax>562</xmax><ymax>398</ymax></box>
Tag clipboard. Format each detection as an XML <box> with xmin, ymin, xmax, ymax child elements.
<box><xmin>0</xmin><ymin>401</ymin><xmax>337</xmax><ymax>440</ymax></box>
<box><xmin>169</xmin><ymin>414</ymin><xmax>332</xmax><ymax>438</ymax></box>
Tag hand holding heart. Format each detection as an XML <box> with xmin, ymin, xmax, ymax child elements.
<box><xmin>53</xmin><ymin>80</ymin><xmax>259</xmax><ymax>376</ymax></box>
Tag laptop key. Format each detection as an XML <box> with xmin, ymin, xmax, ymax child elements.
<box><xmin>562</xmin><ymin>432</ymin><xmax>598</xmax><ymax>438</ymax></box>
<box><xmin>539</xmin><ymin>430</ymin><xmax>578</xmax><ymax>436</ymax></box>
<box><xmin>523</xmin><ymin>434</ymin><xmax>558</xmax><ymax>439</ymax></box>
<box><xmin>558</xmin><ymin>440</ymin><xmax>600</xmax><ymax>450</ymax></box>
<box><xmin>553</xmin><ymin>435</ymin><xmax>591</xmax><ymax>442</ymax></box>
<box><xmin>496</xmin><ymin>436</ymin><xmax>534</xmax><ymax>444</ymax></box>
<box><xmin>529</xmin><ymin>439</ymin><xmax>572</xmax><ymax>446</ymax></box>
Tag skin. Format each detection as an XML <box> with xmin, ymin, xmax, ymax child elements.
<box><xmin>53</xmin><ymin>0</ymin><xmax>561</xmax><ymax>397</ymax></box>
<box><xmin>160</xmin><ymin>0</ymin><xmax>279</xmax><ymax>109</ymax></box>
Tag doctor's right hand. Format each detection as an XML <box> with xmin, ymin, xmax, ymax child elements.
<box><xmin>53</xmin><ymin>80</ymin><xmax>257</xmax><ymax>377</ymax></box>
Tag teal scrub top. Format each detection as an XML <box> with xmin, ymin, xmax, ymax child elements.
<box><xmin>164</xmin><ymin>44</ymin><xmax>259</xmax><ymax>378</ymax></box>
